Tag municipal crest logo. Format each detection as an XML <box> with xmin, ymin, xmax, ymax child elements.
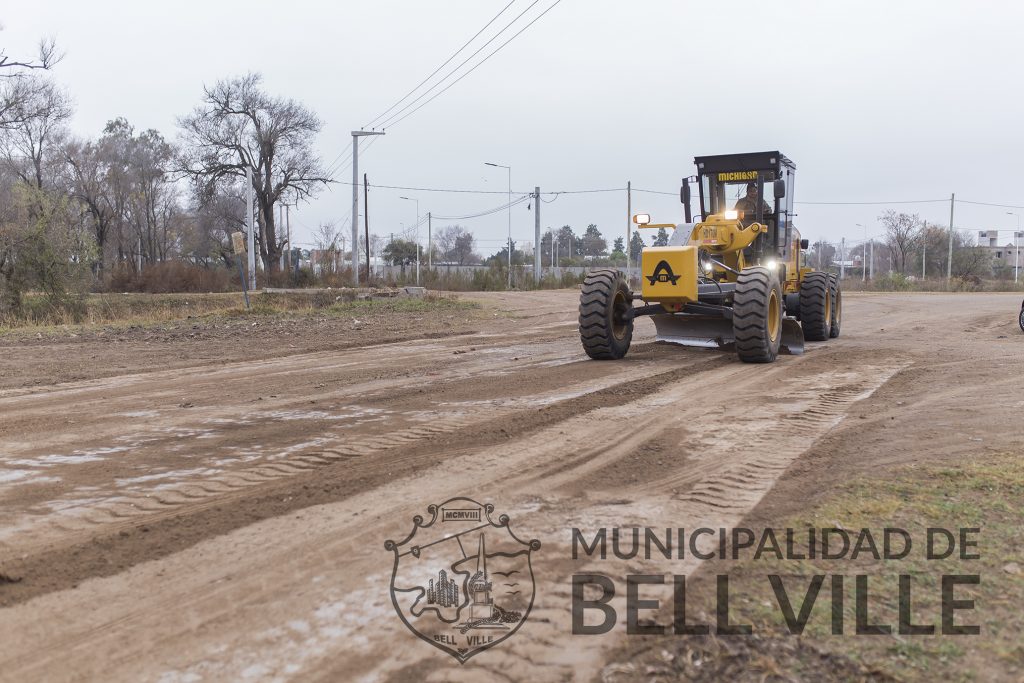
<box><xmin>384</xmin><ymin>498</ymin><xmax>540</xmax><ymax>663</ymax></box>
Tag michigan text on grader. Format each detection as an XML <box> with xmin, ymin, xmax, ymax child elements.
<box><xmin>579</xmin><ymin>151</ymin><xmax>842</xmax><ymax>363</ymax></box>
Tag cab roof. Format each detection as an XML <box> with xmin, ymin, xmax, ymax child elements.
<box><xmin>693</xmin><ymin>151</ymin><xmax>795</xmax><ymax>175</ymax></box>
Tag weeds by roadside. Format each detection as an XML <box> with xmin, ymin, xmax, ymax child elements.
<box><xmin>604</xmin><ymin>453</ymin><xmax>1024</xmax><ymax>683</ymax></box>
<box><xmin>0</xmin><ymin>290</ymin><xmax>479</xmax><ymax>334</ymax></box>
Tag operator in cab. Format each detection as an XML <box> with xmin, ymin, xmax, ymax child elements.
<box><xmin>734</xmin><ymin>182</ymin><xmax>772</xmax><ymax>218</ymax></box>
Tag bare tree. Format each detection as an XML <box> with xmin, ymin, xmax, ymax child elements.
<box><xmin>0</xmin><ymin>75</ymin><xmax>72</xmax><ymax>192</ymax></box>
<box><xmin>0</xmin><ymin>35</ymin><xmax>63</xmax><ymax>129</ymax></box>
<box><xmin>435</xmin><ymin>224</ymin><xmax>476</xmax><ymax>265</ymax></box>
<box><xmin>177</xmin><ymin>73</ymin><xmax>330</xmax><ymax>274</ymax></box>
<box><xmin>879</xmin><ymin>210</ymin><xmax>920</xmax><ymax>274</ymax></box>
<box><xmin>64</xmin><ymin>136</ymin><xmax>117</xmax><ymax>272</ymax></box>
<box><xmin>313</xmin><ymin>221</ymin><xmax>342</xmax><ymax>274</ymax></box>
<box><xmin>65</xmin><ymin>119</ymin><xmax>184</xmax><ymax>272</ymax></box>
<box><xmin>809</xmin><ymin>240</ymin><xmax>836</xmax><ymax>270</ymax></box>
<box><xmin>191</xmin><ymin>180</ymin><xmax>245</xmax><ymax>266</ymax></box>
<box><xmin>123</xmin><ymin>126</ymin><xmax>179</xmax><ymax>263</ymax></box>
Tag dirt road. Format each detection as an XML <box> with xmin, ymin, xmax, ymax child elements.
<box><xmin>1</xmin><ymin>290</ymin><xmax>1021</xmax><ymax>682</ymax></box>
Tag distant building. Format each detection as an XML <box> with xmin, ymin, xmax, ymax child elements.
<box><xmin>978</xmin><ymin>231</ymin><xmax>1023</xmax><ymax>273</ymax></box>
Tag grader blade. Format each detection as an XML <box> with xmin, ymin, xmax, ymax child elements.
<box><xmin>779</xmin><ymin>318</ymin><xmax>806</xmax><ymax>355</ymax></box>
<box><xmin>651</xmin><ymin>313</ymin><xmax>805</xmax><ymax>355</ymax></box>
<box><xmin>651</xmin><ymin>314</ymin><xmax>733</xmax><ymax>349</ymax></box>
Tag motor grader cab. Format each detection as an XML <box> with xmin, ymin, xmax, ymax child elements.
<box><xmin>578</xmin><ymin>151</ymin><xmax>842</xmax><ymax>363</ymax></box>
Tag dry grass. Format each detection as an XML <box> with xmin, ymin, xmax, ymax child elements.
<box><xmin>720</xmin><ymin>453</ymin><xmax>1024</xmax><ymax>681</ymax></box>
<box><xmin>0</xmin><ymin>290</ymin><xmax>478</xmax><ymax>334</ymax></box>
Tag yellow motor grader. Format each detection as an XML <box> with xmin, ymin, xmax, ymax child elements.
<box><xmin>579</xmin><ymin>151</ymin><xmax>841</xmax><ymax>363</ymax></box>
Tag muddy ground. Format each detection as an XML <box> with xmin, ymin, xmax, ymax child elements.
<box><xmin>0</xmin><ymin>290</ymin><xmax>1021</xmax><ymax>682</ymax></box>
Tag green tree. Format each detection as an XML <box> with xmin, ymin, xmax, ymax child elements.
<box><xmin>629</xmin><ymin>232</ymin><xmax>645</xmax><ymax>261</ymax></box>
<box><xmin>487</xmin><ymin>240</ymin><xmax>526</xmax><ymax>266</ymax></box>
<box><xmin>652</xmin><ymin>227</ymin><xmax>669</xmax><ymax>247</ymax></box>
<box><xmin>556</xmin><ymin>225</ymin><xmax>576</xmax><ymax>257</ymax></box>
<box><xmin>382</xmin><ymin>238</ymin><xmax>419</xmax><ymax>266</ymax></box>
<box><xmin>582</xmin><ymin>223</ymin><xmax>607</xmax><ymax>257</ymax></box>
<box><xmin>612</xmin><ymin>236</ymin><xmax>624</xmax><ymax>253</ymax></box>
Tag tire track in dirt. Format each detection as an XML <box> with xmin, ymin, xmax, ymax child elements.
<box><xmin>0</xmin><ymin>354</ymin><xmax>674</xmax><ymax>554</ymax></box>
<box><xmin>359</xmin><ymin>359</ymin><xmax>908</xmax><ymax>682</ymax></box>
<box><xmin>0</xmin><ymin>347</ymin><xmax>905</xmax><ymax>683</ymax></box>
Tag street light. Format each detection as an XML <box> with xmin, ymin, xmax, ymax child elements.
<box><xmin>1007</xmin><ymin>212</ymin><xmax>1020</xmax><ymax>283</ymax></box>
<box><xmin>485</xmin><ymin>162</ymin><xmax>512</xmax><ymax>288</ymax></box>
<box><xmin>400</xmin><ymin>196</ymin><xmax>420</xmax><ymax>285</ymax></box>
<box><xmin>350</xmin><ymin>130</ymin><xmax>385</xmax><ymax>286</ymax></box>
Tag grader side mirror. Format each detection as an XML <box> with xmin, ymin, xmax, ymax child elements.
<box><xmin>774</xmin><ymin>178</ymin><xmax>786</xmax><ymax>199</ymax></box>
<box><xmin>633</xmin><ymin>213</ymin><xmax>651</xmax><ymax>226</ymax></box>
<box><xmin>800</xmin><ymin>239</ymin><xmax>810</xmax><ymax>249</ymax></box>
<box><xmin>681</xmin><ymin>181</ymin><xmax>692</xmax><ymax>223</ymax></box>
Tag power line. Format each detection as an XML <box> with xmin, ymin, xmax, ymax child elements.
<box><xmin>795</xmin><ymin>199</ymin><xmax>948</xmax><ymax>205</ymax></box>
<box><xmin>323</xmin><ymin>175</ymin><xmax>1024</xmax><ymax>209</ymax></box>
<box><xmin>377</xmin><ymin>0</ymin><xmax>544</xmax><ymax>129</ymax></box>
<box><xmin>545</xmin><ymin>187</ymin><xmax>622</xmax><ymax>195</ymax></box>
<box><xmin>323</xmin><ymin>141</ymin><xmax>353</xmax><ymax>180</ymax></box>
<box><xmin>362</xmin><ymin>0</ymin><xmax>518</xmax><ymax>130</ymax></box>
<box><xmin>382</xmin><ymin>0</ymin><xmax>563</xmax><ymax>130</ymax></box>
<box><xmin>327</xmin><ymin>135</ymin><xmax>383</xmax><ymax>184</ymax></box>
<box><xmin>335</xmin><ymin>181</ymin><xmax>508</xmax><ymax>194</ymax></box>
<box><xmin>435</xmin><ymin>195</ymin><xmax>530</xmax><ymax>220</ymax></box>
<box><xmin>958</xmin><ymin>199</ymin><xmax>1024</xmax><ymax>209</ymax></box>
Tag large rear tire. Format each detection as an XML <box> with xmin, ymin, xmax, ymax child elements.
<box><xmin>579</xmin><ymin>269</ymin><xmax>633</xmax><ymax>360</ymax></box>
<box><xmin>800</xmin><ymin>271</ymin><xmax>832</xmax><ymax>341</ymax></box>
<box><xmin>1019</xmin><ymin>303</ymin><xmax>1024</xmax><ymax>333</ymax></box>
<box><xmin>828</xmin><ymin>274</ymin><xmax>842</xmax><ymax>338</ymax></box>
<box><xmin>733</xmin><ymin>266</ymin><xmax>784</xmax><ymax>363</ymax></box>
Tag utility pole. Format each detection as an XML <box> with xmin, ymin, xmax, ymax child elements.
<box><xmin>922</xmin><ymin>219</ymin><xmax>927</xmax><ymax>279</ymax></box>
<box><xmin>869</xmin><ymin>238</ymin><xmax>874</xmax><ymax>280</ymax></box>
<box><xmin>286</xmin><ymin>204</ymin><xmax>292</xmax><ymax>279</ymax></box>
<box><xmin>840</xmin><ymin>237</ymin><xmax>846</xmax><ymax>280</ymax></box>
<box><xmin>350</xmin><ymin>130</ymin><xmax>384</xmax><ymax>285</ymax></box>
<box><xmin>1008</xmin><ymin>212</ymin><xmax>1021</xmax><ymax>283</ymax></box>
<box><xmin>428</xmin><ymin>212</ymin><xmax>432</xmax><ymax>269</ymax></box>
<box><xmin>364</xmin><ymin>173</ymin><xmax>371</xmax><ymax>284</ymax></box>
<box><xmin>947</xmin><ymin>193</ymin><xmax>955</xmax><ymax>280</ymax></box>
<box><xmin>246</xmin><ymin>165</ymin><xmax>256</xmax><ymax>291</ymax></box>
<box><xmin>485</xmin><ymin>162</ymin><xmax>511</xmax><ymax>288</ymax></box>
<box><xmin>857</xmin><ymin>223</ymin><xmax>865</xmax><ymax>282</ymax></box>
<box><xmin>534</xmin><ymin>186</ymin><xmax>541</xmax><ymax>283</ymax></box>
<box><xmin>626</xmin><ymin>181</ymin><xmax>632</xmax><ymax>282</ymax></box>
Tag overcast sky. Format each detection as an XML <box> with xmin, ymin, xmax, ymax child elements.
<box><xmin>5</xmin><ymin>1</ymin><xmax>1024</xmax><ymax>254</ymax></box>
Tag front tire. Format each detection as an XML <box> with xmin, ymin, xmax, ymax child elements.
<box><xmin>828</xmin><ymin>274</ymin><xmax>842</xmax><ymax>338</ymax></box>
<box><xmin>579</xmin><ymin>269</ymin><xmax>633</xmax><ymax>359</ymax></box>
<box><xmin>1019</xmin><ymin>303</ymin><xmax>1024</xmax><ymax>333</ymax></box>
<box><xmin>733</xmin><ymin>267</ymin><xmax>784</xmax><ymax>363</ymax></box>
<box><xmin>799</xmin><ymin>271</ymin><xmax>832</xmax><ymax>341</ymax></box>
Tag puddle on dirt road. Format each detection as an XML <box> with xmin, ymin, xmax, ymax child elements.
<box><xmin>7</xmin><ymin>446</ymin><xmax>130</xmax><ymax>468</ymax></box>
